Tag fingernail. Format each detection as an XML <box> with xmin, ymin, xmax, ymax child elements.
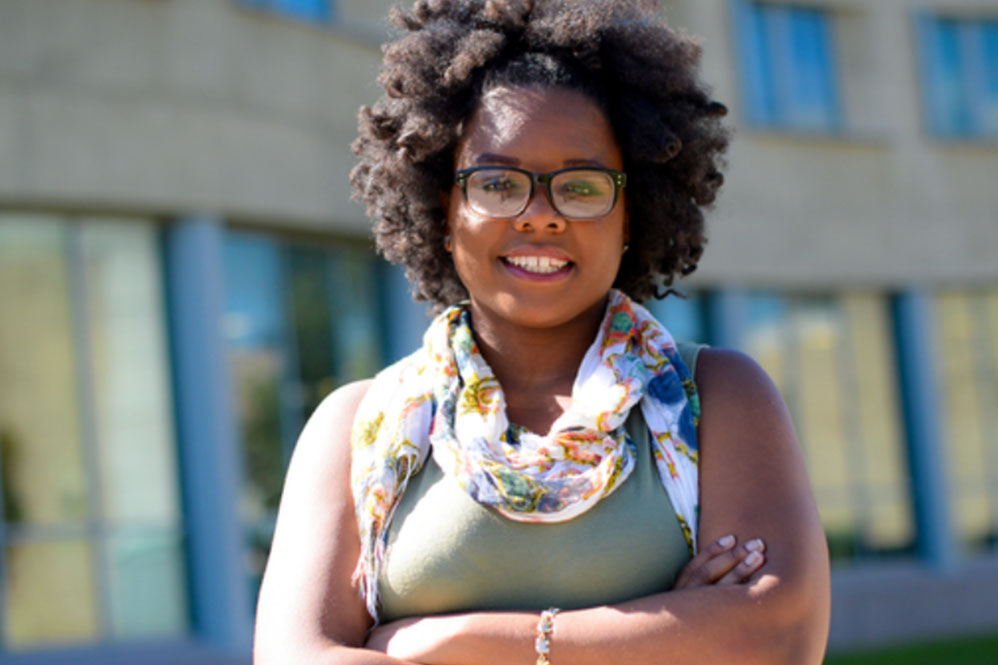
<box><xmin>745</xmin><ymin>551</ymin><xmax>763</xmax><ymax>566</ymax></box>
<box><xmin>718</xmin><ymin>534</ymin><xmax>735</xmax><ymax>549</ymax></box>
<box><xmin>746</xmin><ymin>538</ymin><xmax>765</xmax><ymax>552</ymax></box>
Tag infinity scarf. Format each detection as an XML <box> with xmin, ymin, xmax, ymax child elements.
<box><xmin>349</xmin><ymin>289</ymin><xmax>700</xmax><ymax>620</ymax></box>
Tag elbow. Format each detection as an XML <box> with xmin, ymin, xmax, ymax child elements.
<box><xmin>739</xmin><ymin>567</ymin><xmax>831</xmax><ymax>665</ymax></box>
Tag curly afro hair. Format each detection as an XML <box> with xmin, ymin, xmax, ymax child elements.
<box><xmin>351</xmin><ymin>0</ymin><xmax>729</xmax><ymax>308</ymax></box>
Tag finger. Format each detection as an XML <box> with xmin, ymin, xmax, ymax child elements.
<box><xmin>675</xmin><ymin>538</ymin><xmax>766</xmax><ymax>589</ymax></box>
<box><xmin>674</xmin><ymin>534</ymin><xmax>737</xmax><ymax>588</ymax></box>
<box><xmin>715</xmin><ymin>548</ymin><xmax>766</xmax><ymax>586</ymax></box>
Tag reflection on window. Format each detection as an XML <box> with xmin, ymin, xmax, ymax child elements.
<box><xmin>731</xmin><ymin>1</ymin><xmax>842</xmax><ymax>132</ymax></box>
<box><xmin>936</xmin><ymin>290</ymin><xmax>998</xmax><ymax>553</ymax></box>
<box><xmin>740</xmin><ymin>293</ymin><xmax>912</xmax><ymax>562</ymax></box>
<box><xmin>645</xmin><ymin>292</ymin><xmax>705</xmax><ymax>345</ymax></box>
<box><xmin>917</xmin><ymin>16</ymin><xmax>998</xmax><ymax>138</ymax></box>
<box><xmin>239</xmin><ymin>0</ymin><xmax>334</xmax><ymax>24</ymax></box>
<box><xmin>224</xmin><ymin>231</ymin><xmax>382</xmax><ymax>604</ymax></box>
<box><xmin>0</xmin><ymin>215</ymin><xmax>188</xmax><ymax>649</ymax></box>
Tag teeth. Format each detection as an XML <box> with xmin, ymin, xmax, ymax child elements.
<box><xmin>505</xmin><ymin>255</ymin><xmax>569</xmax><ymax>274</ymax></box>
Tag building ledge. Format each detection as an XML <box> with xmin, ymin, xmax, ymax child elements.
<box><xmin>828</xmin><ymin>554</ymin><xmax>998</xmax><ymax>651</ymax></box>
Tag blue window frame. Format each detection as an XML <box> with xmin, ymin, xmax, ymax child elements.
<box><xmin>731</xmin><ymin>1</ymin><xmax>842</xmax><ymax>132</ymax></box>
<box><xmin>240</xmin><ymin>0</ymin><xmax>334</xmax><ymax>25</ymax></box>
<box><xmin>917</xmin><ymin>16</ymin><xmax>998</xmax><ymax>138</ymax></box>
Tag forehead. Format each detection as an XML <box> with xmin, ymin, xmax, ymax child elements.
<box><xmin>454</xmin><ymin>85</ymin><xmax>623</xmax><ymax>170</ymax></box>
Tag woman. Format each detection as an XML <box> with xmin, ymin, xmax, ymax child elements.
<box><xmin>254</xmin><ymin>2</ymin><xmax>830</xmax><ymax>664</ymax></box>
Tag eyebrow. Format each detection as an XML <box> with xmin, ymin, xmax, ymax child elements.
<box><xmin>472</xmin><ymin>154</ymin><xmax>608</xmax><ymax>168</ymax></box>
<box><xmin>474</xmin><ymin>153</ymin><xmax>520</xmax><ymax>166</ymax></box>
<box><xmin>562</xmin><ymin>158</ymin><xmax>606</xmax><ymax>168</ymax></box>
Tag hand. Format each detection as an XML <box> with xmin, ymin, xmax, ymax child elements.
<box><xmin>673</xmin><ymin>534</ymin><xmax>766</xmax><ymax>590</ymax></box>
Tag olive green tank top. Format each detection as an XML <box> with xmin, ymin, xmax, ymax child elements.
<box><xmin>377</xmin><ymin>343</ymin><xmax>704</xmax><ymax>622</ymax></box>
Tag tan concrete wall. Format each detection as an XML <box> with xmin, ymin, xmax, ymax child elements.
<box><xmin>1</xmin><ymin>0</ymin><xmax>995</xmax><ymax>284</ymax></box>
<box><xmin>668</xmin><ymin>0</ymin><xmax>998</xmax><ymax>289</ymax></box>
<box><xmin>0</xmin><ymin>0</ymin><xmax>393</xmax><ymax>233</ymax></box>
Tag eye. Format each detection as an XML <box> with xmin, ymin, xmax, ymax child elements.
<box><xmin>480</xmin><ymin>177</ymin><xmax>522</xmax><ymax>194</ymax></box>
<box><xmin>558</xmin><ymin>178</ymin><xmax>606</xmax><ymax>199</ymax></box>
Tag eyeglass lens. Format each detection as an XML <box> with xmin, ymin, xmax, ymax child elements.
<box><xmin>464</xmin><ymin>169</ymin><xmax>616</xmax><ymax>219</ymax></box>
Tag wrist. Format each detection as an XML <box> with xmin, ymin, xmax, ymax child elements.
<box><xmin>535</xmin><ymin>607</ymin><xmax>560</xmax><ymax>665</ymax></box>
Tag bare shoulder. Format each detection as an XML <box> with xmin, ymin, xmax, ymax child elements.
<box><xmin>694</xmin><ymin>347</ymin><xmax>789</xmax><ymax>420</ymax></box>
<box><xmin>692</xmin><ymin>346</ymin><xmax>822</xmax><ymax>557</ymax></box>
<box><xmin>305</xmin><ymin>377</ymin><xmax>374</xmax><ymax>437</ymax></box>
<box><xmin>288</xmin><ymin>378</ymin><xmax>374</xmax><ymax>470</ymax></box>
<box><xmin>692</xmin><ymin>346</ymin><xmax>799</xmax><ymax>484</ymax></box>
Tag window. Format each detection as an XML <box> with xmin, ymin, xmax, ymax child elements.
<box><xmin>935</xmin><ymin>290</ymin><xmax>998</xmax><ymax>553</ymax></box>
<box><xmin>917</xmin><ymin>16</ymin><xmax>998</xmax><ymax>138</ymax></box>
<box><xmin>240</xmin><ymin>0</ymin><xmax>334</xmax><ymax>25</ymax></box>
<box><xmin>731</xmin><ymin>1</ymin><xmax>842</xmax><ymax>132</ymax></box>
<box><xmin>645</xmin><ymin>293</ymin><xmax>706</xmax><ymax>345</ymax></box>
<box><xmin>223</xmin><ymin>231</ymin><xmax>382</xmax><ymax>603</ymax></box>
<box><xmin>737</xmin><ymin>292</ymin><xmax>913</xmax><ymax>562</ymax></box>
<box><xmin>0</xmin><ymin>215</ymin><xmax>188</xmax><ymax>650</ymax></box>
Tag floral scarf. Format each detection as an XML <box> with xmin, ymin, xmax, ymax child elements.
<box><xmin>349</xmin><ymin>289</ymin><xmax>700</xmax><ymax>620</ymax></box>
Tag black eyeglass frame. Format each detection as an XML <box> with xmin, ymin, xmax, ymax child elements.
<box><xmin>454</xmin><ymin>165</ymin><xmax>627</xmax><ymax>220</ymax></box>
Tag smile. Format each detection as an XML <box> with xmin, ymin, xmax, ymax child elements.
<box><xmin>501</xmin><ymin>255</ymin><xmax>570</xmax><ymax>274</ymax></box>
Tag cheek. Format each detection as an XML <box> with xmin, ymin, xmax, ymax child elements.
<box><xmin>597</xmin><ymin>220</ymin><xmax>627</xmax><ymax>279</ymax></box>
<box><xmin>448</xmin><ymin>215</ymin><xmax>497</xmax><ymax>278</ymax></box>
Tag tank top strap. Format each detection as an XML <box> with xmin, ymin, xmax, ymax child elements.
<box><xmin>675</xmin><ymin>341</ymin><xmax>707</xmax><ymax>379</ymax></box>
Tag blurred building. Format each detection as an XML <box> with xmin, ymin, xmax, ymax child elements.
<box><xmin>0</xmin><ymin>0</ymin><xmax>995</xmax><ymax>663</ymax></box>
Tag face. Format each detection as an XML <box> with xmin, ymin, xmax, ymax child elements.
<box><xmin>447</xmin><ymin>85</ymin><xmax>628</xmax><ymax>332</ymax></box>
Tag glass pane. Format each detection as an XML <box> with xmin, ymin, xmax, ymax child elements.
<box><xmin>0</xmin><ymin>215</ymin><xmax>89</xmax><ymax>526</ymax></box>
<box><xmin>745</xmin><ymin>2</ymin><xmax>774</xmax><ymax>123</ymax></box>
<box><xmin>226</xmin><ymin>233</ymin><xmax>386</xmax><ymax>605</ymax></box>
<box><xmin>762</xmin><ymin>5</ymin><xmax>793</xmax><ymax>125</ymax></box>
<box><xmin>935</xmin><ymin>19</ymin><xmax>973</xmax><ymax>135</ymax></box>
<box><xmin>978</xmin><ymin>22</ymin><xmax>998</xmax><ymax>134</ymax></box>
<box><xmin>224</xmin><ymin>233</ymin><xmax>289</xmax><ymax>586</ymax></box>
<box><xmin>244</xmin><ymin>0</ymin><xmax>332</xmax><ymax>23</ymax></box>
<box><xmin>645</xmin><ymin>293</ymin><xmax>704</xmax><ymax>344</ymax></box>
<box><xmin>105</xmin><ymin>529</ymin><xmax>188</xmax><ymax>639</ymax></box>
<box><xmin>81</xmin><ymin>220</ymin><xmax>181</xmax><ymax>526</ymax></box>
<box><xmin>937</xmin><ymin>291</ymin><xmax>998</xmax><ymax>551</ymax></box>
<box><xmin>785</xmin><ymin>8</ymin><xmax>838</xmax><ymax>130</ymax></box>
<box><xmin>792</xmin><ymin>299</ymin><xmax>854</xmax><ymax>549</ymax></box>
<box><xmin>4</xmin><ymin>539</ymin><xmax>99</xmax><ymax>649</ymax></box>
<box><xmin>744</xmin><ymin>294</ymin><xmax>790</xmax><ymax>391</ymax></box>
<box><xmin>741</xmin><ymin>292</ymin><xmax>912</xmax><ymax>561</ymax></box>
<box><xmin>287</xmin><ymin>245</ymin><xmax>337</xmax><ymax>419</ymax></box>
<box><xmin>328</xmin><ymin>246</ymin><xmax>383</xmax><ymax>385</ymax></box>
<box><xmin>841</xmin><ymin>295</ymin><xmax>912</xmax><ymax>552</ymax></box>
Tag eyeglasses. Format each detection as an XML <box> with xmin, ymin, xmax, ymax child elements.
<box><xmin>454</xmin><ymin>166</ymin><xmax>627</xmax><ymax>220</ymax></box>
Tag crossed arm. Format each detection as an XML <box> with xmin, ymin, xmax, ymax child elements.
<box><xmin>253</xmin><ymin>349</ymin><xmax>830</xmax><ymax>665</ymax></box>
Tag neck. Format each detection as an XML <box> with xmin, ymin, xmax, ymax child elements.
<box><xmin>467</xmin><ymin>297</ymin><xmax>608</xmax><ymax>403</ymax></box>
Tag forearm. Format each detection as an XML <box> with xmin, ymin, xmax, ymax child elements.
<box><xmin>551</xmin><ymin>575</ymin><xmax>822</xmax><ymax>665</ymax></box>
<box><xmin>255</xmin><ymin>639</ymin><xmax>424</xmax><ymax>665</ymax></box>
<box><xmin>393</xmin><ymin>574</ymin><xmax>825</xmax><ymax>665</ymax></box>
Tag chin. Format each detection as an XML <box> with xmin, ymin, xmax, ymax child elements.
<box><xmin>476</xmin><ymin>290</ymin><xmax>610</xmax><ymax>331</ymax></box>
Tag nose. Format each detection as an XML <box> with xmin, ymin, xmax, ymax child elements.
<box><xmin>512</xmin><ymin>185</ymin><xmax>567</xmax><ymax>233</ymax></box>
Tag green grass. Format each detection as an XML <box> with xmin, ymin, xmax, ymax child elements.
<box><xmin>824</xmin><ymin>634</ymin><xmax>998</xmax><ymax>665</ymax></box>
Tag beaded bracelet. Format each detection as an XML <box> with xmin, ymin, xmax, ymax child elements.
<box><xmin>534</xmin><ymin>607</ymin><xmax>560</xmax><ymax>665</ymax></box>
